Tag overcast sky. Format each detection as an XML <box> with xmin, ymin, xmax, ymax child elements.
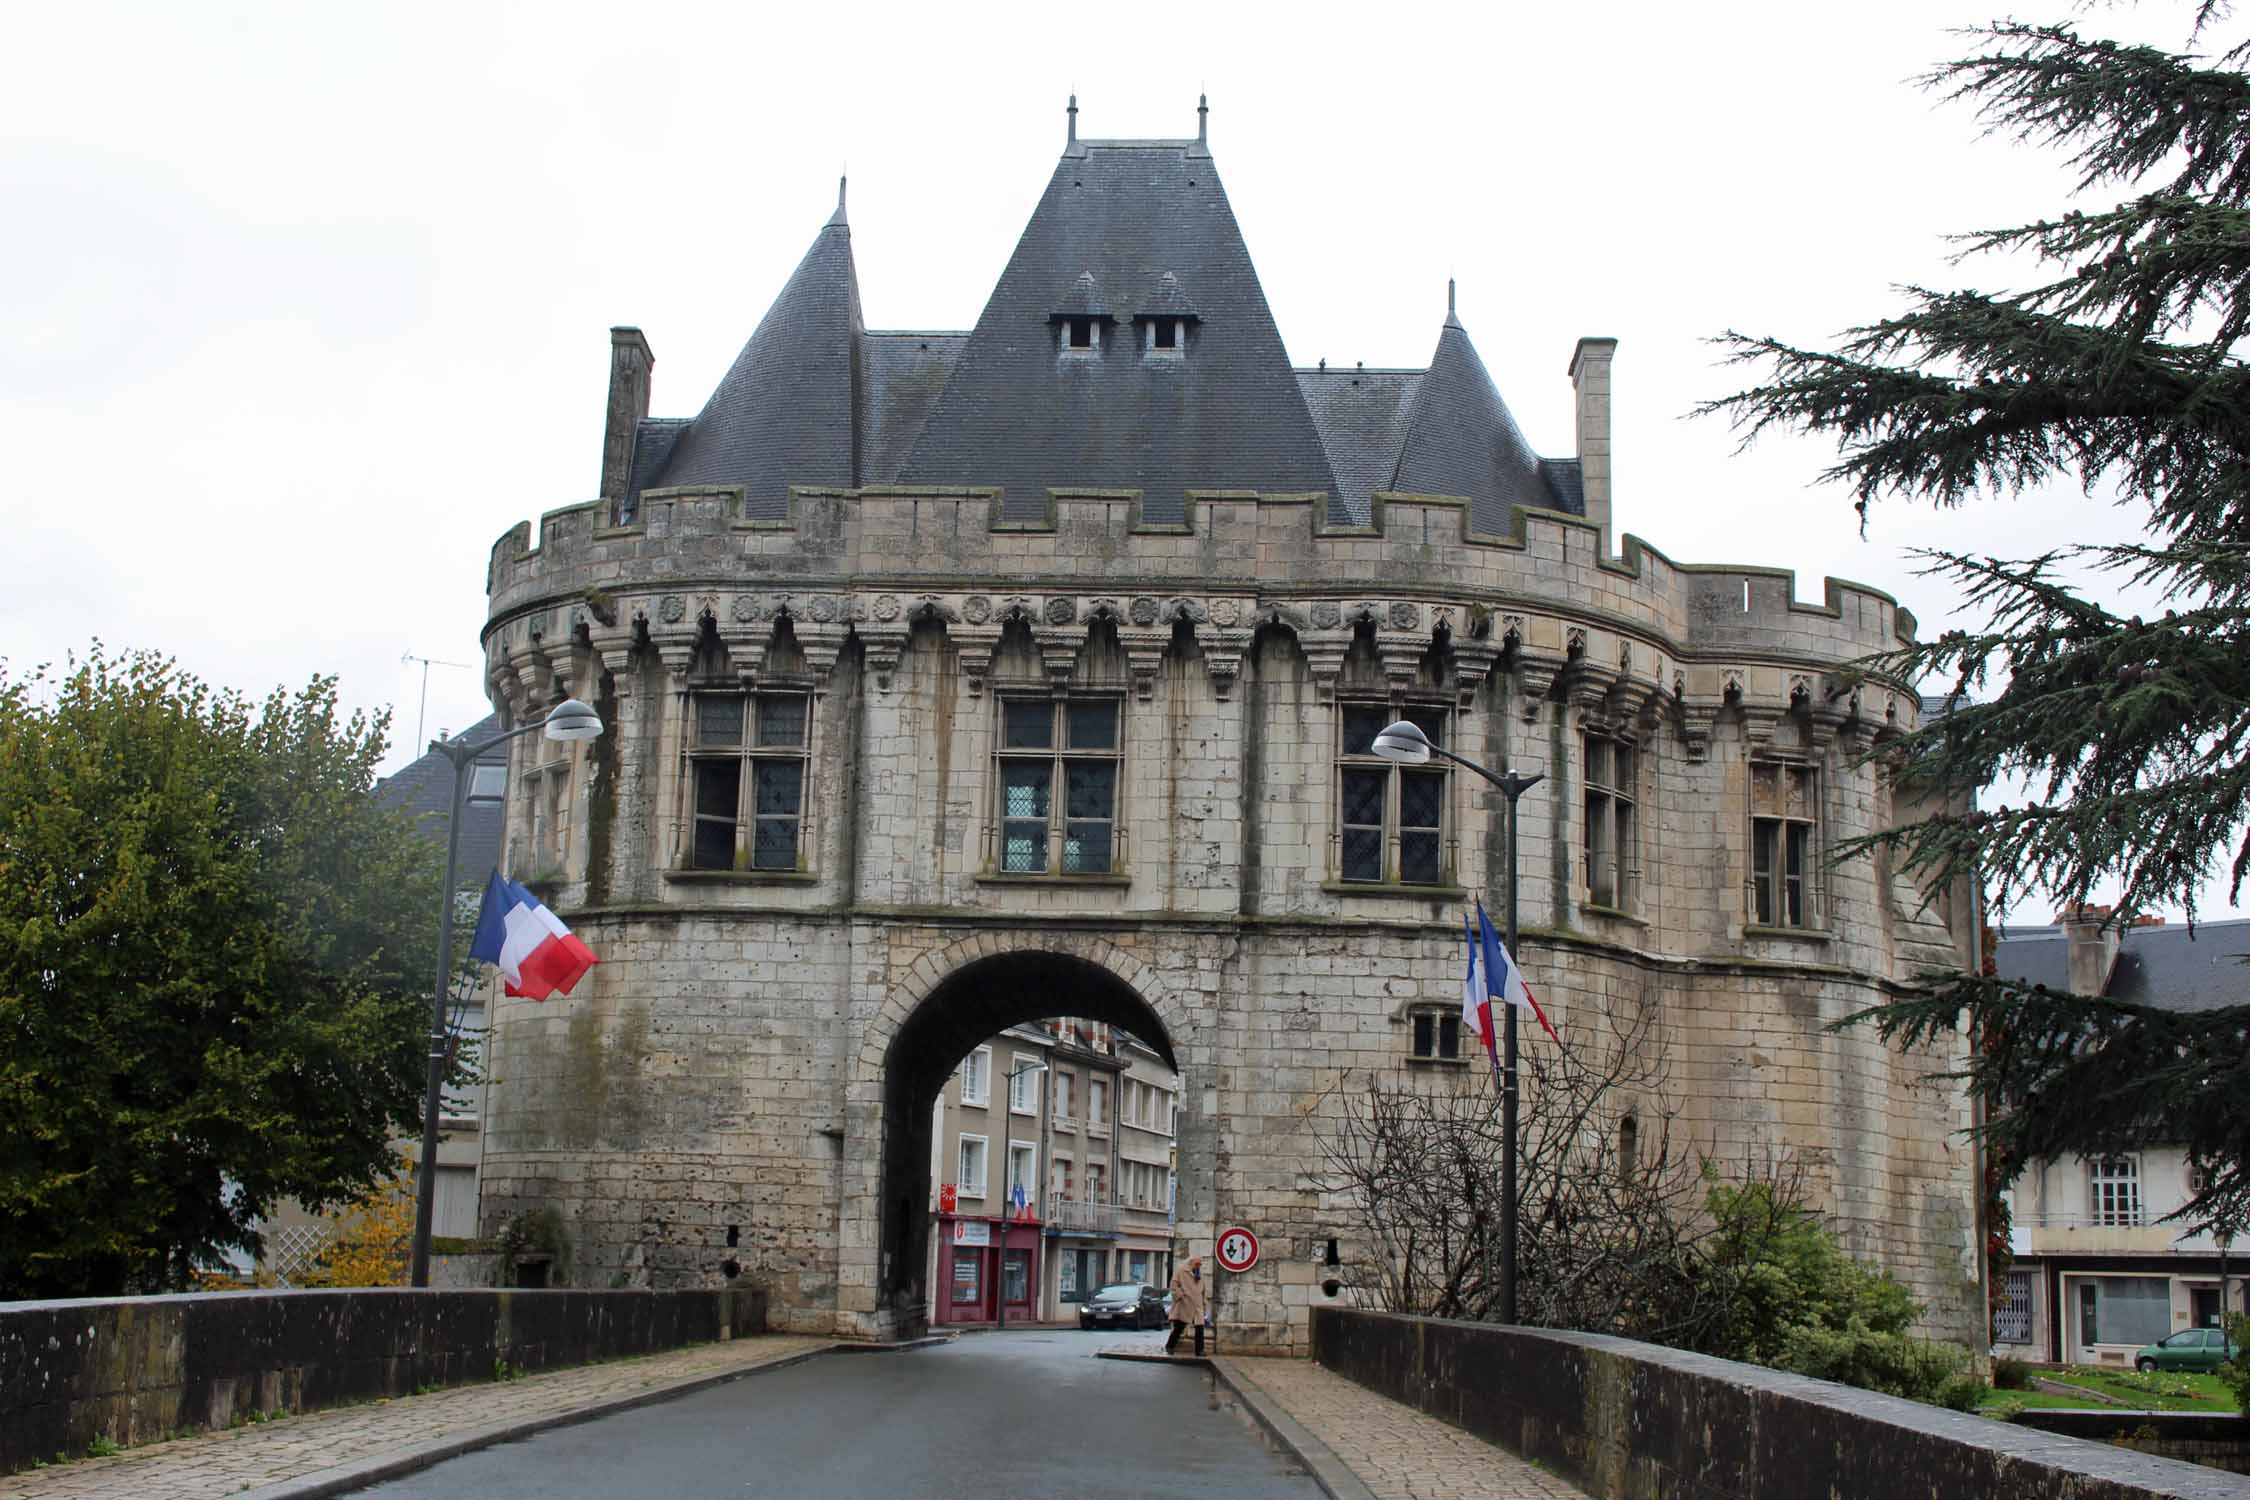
<box><xmin>5</xmin><ymin>0</ymin><xmax>2234</xmax><ymax>920</ymax></box>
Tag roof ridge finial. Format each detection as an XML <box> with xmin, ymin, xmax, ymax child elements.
<box><xmin>1068</xmin><ymin>92</ymin><xmax>1078</xmax><ymax>148</ymax></box>
<box><xmin>1197</xmin><ymin>92</ymin><xmax>1208</xmax><ymax>146</ymax></box>
<box><xmin>827</xmin><ymin>173</ymin><xmax>848</xmax><ymax>229</ymax></box>
<box><xmin>1445</xmin><ymin>277</ymin><xmax>1462</xmax><ymax>329</ymax></box>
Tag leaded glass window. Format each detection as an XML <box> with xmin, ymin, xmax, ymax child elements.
<box><xmin>688</xmin><ymin>692</ymin><xmax>811</xmax><ymax>872</ymax></box>
<box><xmin>993</xmin><ymin>698</ymin><xmax>1122</xmax><ymax>875</ymax></box>
<box><xmin>1335</xmin><ymin>703</ymin><xmax>1449</xmax><ymax>885</ymax></box>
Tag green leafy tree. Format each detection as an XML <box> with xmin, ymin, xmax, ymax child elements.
<box><xmin>1703</xmin><ymin>11</ymin><xmax>2250</xmax><ymax>1235</ymax></box>
<box><xmin>0</xmin><ymin>647</ymin><xmax>444</xmax><ymax>1295</ymax></box>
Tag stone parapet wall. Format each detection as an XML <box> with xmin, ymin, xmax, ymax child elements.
<box><xmin>476</xmin><ymin>909</ymin><xmax>1982</xmax><ymax>1353</ymax></box>
<box><xmin>0</xmin><ymin>1286</ymin><xmax>765</xmax><ymax>1474</ymax></box>
<box><xmin>1309</xmin><ymin>1309</ymin><xmax>2239</xmax><ymax>1500</ymax></box>
<box><xmin>484</xmin><ymin>488</ymin><xmax>1913</xmax><ymax>678</ymax></box>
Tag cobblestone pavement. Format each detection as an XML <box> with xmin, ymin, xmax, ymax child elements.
<box><xmin>1219</xmin><ymin>1356</ymin><xmax>1589</xmax><ymax>1500</ymax></box>
<box><xmin>0</xmin><ymin>1335</ymin><xmax>836</xmax><ymax>1500</ymax></box>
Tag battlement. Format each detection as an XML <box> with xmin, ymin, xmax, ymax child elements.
<box><xmin>485</xmin><ymin>486</ymin><xmax>1914</xmax><ymax>671</ymax></box>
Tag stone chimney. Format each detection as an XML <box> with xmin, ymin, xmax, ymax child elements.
<box><xmin>1569</xmin><ymin>336</ymin><xmax>1617</xmax><ymax>551</ymax></box>
<box><xmin>2057</xmin><ymin>903</ymin><xmax>2122</xmax><ymax>997</ymax></box>
<box><xmin>600</xmin><ymin>326</ymin><xmax>655</xmax><ymax>521</ymax></box>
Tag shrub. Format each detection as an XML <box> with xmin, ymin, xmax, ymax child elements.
<box><xmin>1992</xmin><ymin>1355</ymin><xmax>2033</xmax><ymax>1391</ymax></box>
<box><xmin>1775</xmin><ymin>1322</ymin><xmax>1974</xmax><ymax>1404</ymax></box>
<box><xmin>1936</xmin><ymin>1373</ymin><xmax>1987</xmax><ymax>1412</ymax></box>
<box><xmin>2220</xmin><ymin>1313</ymin><xmax>2250</xmax><ymax>1417</ymax></box>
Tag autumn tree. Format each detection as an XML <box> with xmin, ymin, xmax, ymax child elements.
<box><xmin>1705</xmin><ymin>11</ymin><xmax>2250</xmax><ymax>1234</ymax></box>
<box><xmin>0</xmin><ymin>647</ymin><xmax>445</xmax><ymax>1295</ymax></box>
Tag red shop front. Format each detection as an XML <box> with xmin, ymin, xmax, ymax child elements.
<box><xmin>935</xmin><ymin>1215</ymin><xmax>1042</xmax><ymax>1325</ymax></box>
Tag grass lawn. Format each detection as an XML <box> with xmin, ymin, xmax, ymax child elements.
<box><xmin>1981</xmin><ymin>1367</ymin><xmax>2240</xmax><ymax>1414</ymax></box>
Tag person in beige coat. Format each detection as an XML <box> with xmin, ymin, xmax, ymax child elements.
<box><xmin>1165</xmin><ymin>1255</ymin><xmax>1209</xmax><ymax>1355</ymax></box>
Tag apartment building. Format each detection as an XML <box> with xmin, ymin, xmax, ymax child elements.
<box><xmin>927</xmin><ymin>1019</ymin><xmax>1180</xmax><ymax>1326</ymax></box>
<box><xmin>1992</xmin><ymin>912</ymin><xmax>2250</xmax><ymax>1364</ymax></box>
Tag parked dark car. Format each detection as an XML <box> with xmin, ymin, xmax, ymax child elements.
<box><xmin>2135</xmin><ymin>1327</ymin><xmax>2241</xmax><ymax>1373</ymax></box>
<box><xmin>1079</xmin><ymin>1283</ymin><xmax>1167</xmax><ymax>1330</ymax></box>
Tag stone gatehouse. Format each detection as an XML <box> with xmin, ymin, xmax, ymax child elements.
<box><xmin>473</xmin><ymin>102</ymin><xmax>1984</xmax><ymax>1351</ymax></box>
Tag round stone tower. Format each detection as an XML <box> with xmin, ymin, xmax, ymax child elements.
<box><xmin>475</xmin><ymin>110</ymin><xmax>1984</xmax><ymax>1350</ymax></box>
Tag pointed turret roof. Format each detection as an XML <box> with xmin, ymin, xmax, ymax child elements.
<box><xmin>650</xmin><ymin>184</ymin><xmax>864</xmax><ymax>515</ymax></box>
<box><xmin>898</xmin><ymin>131</ymin><xmax>1339</xmax><ymax>522</ymax></box>
<box><xmin>1388</xmin><ymin>292</ymin><xmax>1554</xmax><ymax>533</ymax></box>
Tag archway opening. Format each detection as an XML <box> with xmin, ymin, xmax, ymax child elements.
<box><xmin>878</xmin><ymin>950</ymin><xmax>1179</xmax><ymax>1324</ymax></box>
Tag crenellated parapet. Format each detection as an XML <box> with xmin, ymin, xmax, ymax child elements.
<box><xmin>485</xmin><ymin>486</ymin><xmax>1925</xmax><ymax>739</ymax></box>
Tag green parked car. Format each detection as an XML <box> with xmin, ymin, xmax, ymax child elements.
<box><xmin>2134</xmin><ymin>1327</ymin><xmax>2241</xmax><ymax>1372</ymax></box>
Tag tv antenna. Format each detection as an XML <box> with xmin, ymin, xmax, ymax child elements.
<box><xmin>401</xmin><ymin>651</ymin><xmax>473</xmax><ymax>752</ymax></box>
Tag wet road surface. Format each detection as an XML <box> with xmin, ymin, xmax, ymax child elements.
<box><xmin>353</xmin><ymin>1328</ymin><xmax>1322</xmax><ymax>1498</ymax></box>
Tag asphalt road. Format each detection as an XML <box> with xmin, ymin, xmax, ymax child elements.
<box><xmin>352</xmin><ymin>1329</ymin><xmax>1322</xmax><ymax>1498</ymax></box>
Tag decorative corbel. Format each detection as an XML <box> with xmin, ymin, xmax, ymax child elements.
<box><xmin>1119</xmin><ymin>629</ymin><xmax>1168</xmax><ymax>702</ymax></box>
<box><xmin>1374</xmin><ymin>634</ymin><xmax>1427</xmax><ymax>699</ymax></box>
<box><xmin>1451</xmin><ymin>638</ymin><xmax>1502</xmax><ymax>709</ymax></box>
<box><xmin>1515</xmin><ymin>652</ymin><xmax>1565</xmax><ymax>722</ymax></box>
<box><xmin>1032</xmin><ymin>624</ymin><xmax>1080</xmax><ymax>695</ymax></box>
<box><xmin>1203</xmin><ymin>630</ymin><xmax>1250</xmax><ymax>700</ymax></box>
<box><xmin>1301</xmin><ymin>635</ymin><xmax>1349</xmax><ymax>703</ymax></box>
<box><xmin>954</xmin><ymin>628</ymin><xmax>1002</xmax><ymax>698</ymax></box>
<box><xmin>857</xmin><ymin>626</ymin><xmax>910</xmax><ymax>692</ymax></box>
<box><xmin>793</xmin><ymin>622</ymin><xmax>852</xmax><ymax>686</ymax></box>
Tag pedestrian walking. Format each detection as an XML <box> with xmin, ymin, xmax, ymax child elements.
<box><xmin>1164</xmin><ymin>1255</ymin><xmax>1208</xmax><ymax>1356</ymax></box>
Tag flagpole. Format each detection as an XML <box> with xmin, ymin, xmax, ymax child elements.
<box><xmin>409</xmin><ymin>701</ymin><xmax>603</xmax><ymax>1289</ymax></box>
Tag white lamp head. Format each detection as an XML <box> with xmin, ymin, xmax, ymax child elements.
<box><xmin>1370</xmin><ymin>719</ymin><xmax>1434</xmax><ymax>765</ymax></box>
<box><xmin>541</xmin><ymin>698</ymin><xmax>604</xmax><ymax>742</ymax></box>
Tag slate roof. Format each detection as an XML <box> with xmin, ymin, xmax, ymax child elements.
<box><xmin>1389</xmin><ymin>306</ymin><xmax>1561</xmax><ymax>534</ymax></box>
<box><xmin>374</xmin><ymin>714</ymin><xmax>510</xmax><ymax>893</ymax></box>
<box><xmin>1993</xmin><ymin>918</ymin><xmax>2250</xmax><ymax>1013</ymax></box>
<box><xmin>649</xmin><ymin>186</ymin><xmax>865</xmax><ymax>517</ymax></box>
<box><xmin>627</xmin><ymin>119</ymin><xmax>1580</xmax><ymax>533</ymax></box>
<box><xmin>861</xmin><ymin>332</ymin><xmax>966</xmax><ymax>484</ymax></box>
<box><xmin>899</xmin><ymin>138</ymin><xmax>1341</xmax><ymax>523</ymax></box>
<box><xmin>1297</xmin><ymin>368</ymin><xmax>1421</xmax><ymax>525</ymax></box>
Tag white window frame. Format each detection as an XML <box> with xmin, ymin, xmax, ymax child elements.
<box><xmin>1086</xmin><ymin>1160</ymin><xmax>1107</xmax><ymax>1203</ymax></box>
<box><xmin>1007</xmin><ymin>1143</ymin><xmax>1037</xmax><ymax>1207</ymax></box>
<box><xmin>1088</xmin><ymin>1078</ymin><xmax>1109</xmax><ymax>1131</ymax></box>
<box><xmin>960</xmin><ymin>1047</ymin><xmax>991</xmax><ymax>1108</ymax></box>
<box><xmin>1051</xmin><ymin>1152</ymin><xmax>1075</xmax><ymax>1199</ymax></box>
<box><xmin>1052</xmin><ymin>1070</ymin><xmax>1075</xmax><ymax>1125</ymax></box>
<box><xmin>957</xmin><ymin>1134</ymin><xmax>989</xmax><ymax>1199</ymax></box>
<box><xmin>2090</xmin><ymin>1155</ymin><xmax>2143</xmax><ymax>1227</ymax></box>
<box><xmin>1009</xmin><ymin>1055</ymin><xmax>1041</xmax><ymax>1116</ymax></box>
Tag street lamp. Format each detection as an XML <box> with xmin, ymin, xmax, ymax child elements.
<box><xmin>408</xmin><ymin>698</ymin><xmax>604</xmax><ymax>1288</ymax></box>
<box><xmin>994</xmin><ymin>1057</ymin><xmax>1047</xmax><ymax>1331</ymax></box>
<box><xmin>1371</xmin><ymin>717</ymin><xmax>1543</xmax><ymax>1325</ymax></box>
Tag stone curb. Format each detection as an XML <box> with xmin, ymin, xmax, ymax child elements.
<box><xmin>1211</xmin><ymin>1358</ymin><xmax>1381</xmax><ymax>1500</ymax></box>
<box><xmin>1101</xmin><ymin>1352</ymin><xmax>1377</xmax><ymax>1500</ymax></box>
<box><xmin>233</xmin><ymin>1339</ymin><xmax>941</xmax><ymax>1500</ymax></box>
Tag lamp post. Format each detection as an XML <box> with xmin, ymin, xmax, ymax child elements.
<box><xmin>1372</xmin><ymin>718</ymin><xmax>1542</xmax><ymax>1326</ymax></box>
<box><xmin>408</xmin><ymin>698</ymin><xmax>604</xmax><ymax>1289</ymax></box>
<box><xmin>993</xmin><ymin>1057</ymin><xmax>1048</xmax><ymax>1330</ymax></box>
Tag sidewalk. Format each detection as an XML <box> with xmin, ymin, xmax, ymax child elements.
<box><xmin>1218</xmin><ymin>1356</ymin><xmax>1588</xmax><ymax>1500</ymax></box>
<box><xmin>0</xmin><ymin>1334</ymin><xmax>837</xmax><ymax>1500</ymax></box>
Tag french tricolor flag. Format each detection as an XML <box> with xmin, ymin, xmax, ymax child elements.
<box><xmin>1467</xmin><ymin>899</ymin><xmax>1559</xmax><ymax>1047</ymax></box>
<box><xmin>468</xmin><ymin>872</ymin><xmax>600</xmax><ymax>1001</ymax></box>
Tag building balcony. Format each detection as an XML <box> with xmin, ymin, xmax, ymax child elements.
<box><xmin>1047</xmin><ymin>1196</ymin><xmax>1119</xmax><ymax>1235</ymax></box>
<box><xmin>2010</xmin><ymin>1210</ymin><xmax>2226</xmax><ymax>1258</ymax></box>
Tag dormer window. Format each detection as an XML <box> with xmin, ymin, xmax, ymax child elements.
<box><xmin>1153</xmin><ymin>319</ymin><xmax>1179</xmax><ymax>350</ymax></box>
<box><xmin>1137</xmin><ymin>316</ymin><xmax>1191</xmax><ymax>358</ymax></box>
<box><xmin>1065</xmin><ymin>317</ymin><xmax>1098</xmax><ymax>351</ymax></box>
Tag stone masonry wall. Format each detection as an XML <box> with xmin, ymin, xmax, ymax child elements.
<box><xmin>474</xmin><ymin>483</ymin><xmax>1982</xmax><ymax>1353</ymax></box>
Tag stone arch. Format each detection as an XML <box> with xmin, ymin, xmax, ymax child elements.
<box><xmin>857</xmin><ymin>931</ymin><xmax>1199</xmax><ymax>1328</ymax></box>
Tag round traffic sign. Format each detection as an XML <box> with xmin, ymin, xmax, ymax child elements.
<box><xmin>1215</xmin><ymin>1226</ymin><xmax>1260</xmax><ymax>1273</ymax></box>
